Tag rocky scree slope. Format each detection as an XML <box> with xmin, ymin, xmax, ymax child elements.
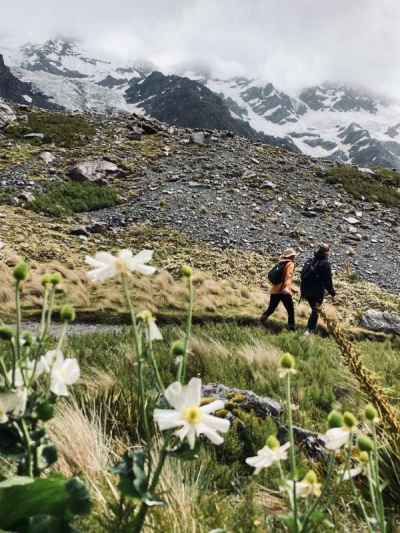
<box><xmin>1</xmin><ymin>39</ymin><xmax>400</xmax><ymax>168</ymax></box>
<box><xmin>1</xmin><ymin>104</ymin><xmax>400</xmax><ymax>294</ymax></box>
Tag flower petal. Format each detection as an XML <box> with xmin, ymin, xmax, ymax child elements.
<box><xmin>196</xmin><ymin>423</ymin><xmax>224</xmax><ymax>445</ymax></box>
<box><xmin>132</xmin><ymin>250</ymin><xmax>154</xmax><ymax>265</ymax></box>
<box><xmin>201</xmin><ymin>413</ymin><xmax>230</xmax><ymax>434</ymax></box>
<box><xmin>164</xmin><ymin>381</ymin><xmax>184</xmax><ymax>410</ymax></box>
<box><xmin>133</xmin><ymin>264</ymin><xmax>157</xmax><ymax>276</ymax></box>
<box><xmin>183</xmin><ymin>378</ymin><xmax>202</xmax><ymax>408</ymax></box>
<box><xmin>60</xmin><ymin>359</ymin><xmax>80</xmax><ymax>385</ymax></box>
<box><xmin>50</xmin><ymin>379</ymin><xmax>69</xmax><ymax>396</ymax></box>
<box><xmin>153</xmin><ymin>409</ymin><xmax>183</xmax><ymax>431</ymax></box>
<box><xmin>149</xmin><ymin>320</ymin><xmax>163</xmax><ymax>341</ymax></box>
<box><xmin>200</xmin><ymin>399</ymin><xmax>225</xmax><ymax>414</ymax></box>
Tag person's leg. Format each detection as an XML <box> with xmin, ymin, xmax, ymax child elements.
<box><xmin>281</xmin><ymin>292</ymin><xmax>295</xmax><ymax>330</ymax></box>
<box><xmin>307</xmin><ymin>298</ymin><xmax>320</xmax><ymax>332</ymax></box>
<box><xmin>261</xmin><ymin>294</ymin><xmax>281</xmax><ymax>324</ymax></box>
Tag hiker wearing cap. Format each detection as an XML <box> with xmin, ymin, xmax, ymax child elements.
<box><xmin>261</xmin><ymin>248</ymin><xmax>297</xmax><ymax>331</ymax></box>
<box><xmin>300</xmin><ymin>243</ymin><xmax>336</xmax><ymax>335</ymax></box>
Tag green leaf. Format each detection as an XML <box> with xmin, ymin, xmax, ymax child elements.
<box><xmin>0</xmin><ymin>476</ymin><xmax>91</xmax><ymax>530</ymax></box>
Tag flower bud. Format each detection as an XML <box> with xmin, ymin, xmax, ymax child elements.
<box><xmin>137</xmin><ymin>310</ymin><xmax>152</xmax><ymax>324</ymax></box>
<box><xmin>357</xmin><ymin>435</ymin><xmax>374</xmax><ymax>453</ymax></box>
<box><xmin>181</xmin><ymin>265</ymin><xmax>193</xmax><ymax>278</ymax></box>
<box><xmin>0</xmin><ymin>326</ymin><xmax>14</xmax><ymax>341</ymax></box>
<box><xmin>41</xmin><ymin>274</ymin><xmax>52</xmax><ymax>287</ymax></box>
<box><xmin>359</xmin><ymin>451</ymin><xmax>370</xmax><ymax>464</ymax></box>
<box><xmin>266</xmin><ymin>435</ymin><xmax>280</xmax><ymax>450</ymax></box>
<box><xmin>304</xmin><ymin>470</ymin><xmax>318</xmax><ymax>484</ymax></box>
<box><xmin>343</xmin><ymin>412</ymin><xmax>358</xmax><ymax>430</ymax></box>
<box><xmin>327</xmin><ymin>410</ymin><xmax>344</xmax><ymax>428</ymax></box>
<box><xmin>365</xmin><ymin>404</ymin><xmax>379</xmax><ymax>424</ymax></box>
<box><xmin>49</xmin><ymin>272</ymin><xmax>62</xmax><ymax>286</ymax></box>
<box><xmin>60</xmin><ymin>304</ymin><xmax>76</xmax><ymax>323</ymax></box>
<box><xmin>13</xmin><ymin>261</ymin><xmax>29</xmax><ymax>282</ymax></box>
<box><xmin>280</xmin><ymin>353</ymin><xmax>295</xmax><ymax>370</ymax></box>
<box><xmin>171</xmin><ymin>340</ymin><xmax>186</xmax><ymax>356</ymax></box>
<box><xmin>37</xmin><ymin>401</ymin><xmax>55</xmax><ymax>421</ymax></box>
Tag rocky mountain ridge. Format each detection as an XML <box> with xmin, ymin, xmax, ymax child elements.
<box><xmin>1</xmin><ymin>38</ymin><xmax>399</xmax><ymax>169</ymax></box>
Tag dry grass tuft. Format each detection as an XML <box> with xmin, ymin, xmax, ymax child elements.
<box><xmin>49</xmin><ymin>399</ymin><xmax>121</xmax><ymax>505</ymax></box>
<box><xmin>237</xmin><ymin>340</ymin><xmax>282</xmax><ymax>369</ymax></box>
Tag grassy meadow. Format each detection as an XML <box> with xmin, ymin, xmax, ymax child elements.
<box><xmin>37</xmin><ymin>319</ymin><xmax>400</xmax><ymax>532</ymax></box>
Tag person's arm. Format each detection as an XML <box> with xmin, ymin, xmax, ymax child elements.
<box><xmin>321</xmin><ymin>261</ymin><xmax>335</xmax><ymax>297</ymax></box>
<box><xmin>282</xmin><ymin>262</ymin><xmax>295</xmax><ymax>293</ymax></box>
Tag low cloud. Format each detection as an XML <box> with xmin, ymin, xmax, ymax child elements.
<box><xmin>1</xmin><ymin>0</ymin><xmax>400</xmax><ymax>98</ymax></box>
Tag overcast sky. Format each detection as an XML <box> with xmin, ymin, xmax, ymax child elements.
<box><xmin>1</xmin><ymin>0</ymin><xmax>399</xmax><ymax>98</ymax></box>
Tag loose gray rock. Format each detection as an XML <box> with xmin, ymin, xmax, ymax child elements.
<box><xmin>0</xmin><ymin>101</ymin><xmax>16</xmax><ymax>129</ymax></box>
<box><xmin>69</xmin><ymin>159</ymin><xmax>122</xmax><ymax>183</ymax></box>
<box><xmin>202</xmin><ymin>383</ymin><xmax>282</xmax><ymax>418</ymax></box>
<box><xmin>360</xmin><ymin>310</ymin><xmax>400</xmax><ymax>335</ymax></box>
<box><xmin>23</xmin><ymin>133</ymin><xmax>45</xmax><ymax>140</ymax></box>
<box><xmin>39</xmin><ymin>151</ymin><xmax>55</xmax><ymax>164</ymax></box>
<box><xmin>191</xmin><ymin>132</ymin><xmax>206</xmax><ymax>145</ymax></box>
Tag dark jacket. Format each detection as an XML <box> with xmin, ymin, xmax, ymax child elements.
<box><xmin>301</xmin><ymin>255</ymin><xmax>335</xmax><ymax>301</ymax></box>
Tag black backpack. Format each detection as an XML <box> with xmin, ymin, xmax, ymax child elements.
<box><xmin>267</xmin><ymin>262</ymin><xmax>286</xmax><ymax>285</ymax></box>
<box><xmin>300</xmin><ymin>258</ymin><xmax>320</xmax><ymax>295</ymax></box>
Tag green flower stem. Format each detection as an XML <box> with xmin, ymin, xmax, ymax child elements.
<box><xmin>0</xmin><ymin>357</ymin><xmax>11</xmax><ymax>388</ymax></box>
<box><xmin>371</xmin><ymin>425</ymin><xmax>386</xmax><ymax>532</ymax></box>
<box><xmin>133</xmin><ymin>444</ymin><xmax>168</xmax><ymax>533</ymax></box>
<box><xmin>45</xmin><ymin>285</ymin><xmax>56</xmax><ymax>336</ymax></box>
<box><xmin>147</xmin><ymin>339</ymin><xmax>165</xmax><ymax>394</ymax></box>
<box><xmin>301</xmin><ymin>455</ymin><xmax>335</xmax><ymax>532</ymax></box>
<box><xmin>14</xmin><ymin>280</ymin><xmax>22</xmax><ymax>385</ymax></box>
<box><xmin>39</xmin><ymin>285</ymin><xmax>49</xmax><ymax>339</ymax></box>
<box><xmin>286</xmin><ymin>373</ymin><xmax>299</xmax><ymax>533</ymax></box>
<box><xmin>120</xmin><ymin>274</ymin><xmax>150</xmax><ymax>445</ymax></box>
<box><xmin>56</xmin><ymin>321</ymin><xmax>68</xmax><ymax>352</ymax></box>
<box><xmin>178</xmin><ymin>275</ymin><xmax>194</xmax><ymax>383</ymax></box>
<box><xmin>348</xmin><ymin>475</ymin><xmax>374</xmax><ymax>533</ymax></box>
<box><xmin>20</xmin><ymin>419</ymin><xmax>33</xmax><ymax>477</ymax></box>
<box><xmin>366</xmin><ymin>461</ymin><xmax>381</xmax><ymax>529</ymax></box>
<box><xmin>121</xmin><ymin>273</ymin><xmax>141</xmax><ymax>357</ymax></box>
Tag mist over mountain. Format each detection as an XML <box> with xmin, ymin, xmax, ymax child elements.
<box><xmin>1</xmin><ymin>38</ymin><xmax>400</xmax><ymax>168</ymax></box>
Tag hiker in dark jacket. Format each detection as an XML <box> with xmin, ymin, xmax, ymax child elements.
<box><xmin>301</xmin><ymin>243</ymin><xmax>336</xmax><ymax>335</ymax></box>
<box><xmin>261</xmin><ymin>248</ymin><xmax>298</xmax><ymax>331</ymax></box>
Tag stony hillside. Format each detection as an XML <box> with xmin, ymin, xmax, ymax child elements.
<box><xmin>0</xmin><ymin>103</ymin><xmax>400</xmax><ymax>300</ymax></box>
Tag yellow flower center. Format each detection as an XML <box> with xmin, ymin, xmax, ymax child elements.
<box><xmin>184</xmin><ymin>406</ymin><xmax>203</xmax><ymax>425</ymax></box>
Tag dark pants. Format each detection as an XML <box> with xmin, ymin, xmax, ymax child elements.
<box><xmin>306</xmin><ymin>297</ymin><xmax>323</xmax><ymax>332</ymax></box>
<box><xmin>261</xmin><ymin>293</ymin><xmax>295</xmax><ymax>330</ymax></box>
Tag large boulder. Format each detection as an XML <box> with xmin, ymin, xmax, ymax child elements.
<box><xmin>0</xmin><ymin>101</ymin><xmax>16</xmax><ymax>129</ymax></box>
<box><xmin>203</xmin><ymin>383</ymin><xmax>325</xmax><ymax>459</ymax></box>
<box><xmin>68</xmin><ymin>159</ymin><xmax>122</xmax><ymax>183</ymax></box>
<box><xmin>202</xmin><ymin>383</ymin><xmax>282</xmax><ymax>418</ymax></box>
<box><xmin>360</xmin><ymin>310</ymin><xmax>400</xmax><ymax>335</ymax></box>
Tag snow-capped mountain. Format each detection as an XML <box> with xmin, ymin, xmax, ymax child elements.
<box><xmin>1</xmin><ymin>38</ymin><xmax>400</xmax><ymax>169</ymax></box>
<box><xmin>205</xmin><ymin>78</ymin><xmax>400</xmax><ymax>168</ymax></box>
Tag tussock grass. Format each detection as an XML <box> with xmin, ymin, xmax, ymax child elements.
<box><xmin>30</xmin><ymin>181</ymin><xmax>120</xmax><ymax>217</ymax></box>
<box><xmin>7</xmin><ymin>111</ymin><xmax>95</xmax><ymax>148</ymax></box>
<box><xmin>326</xmin><ymin>165</ymin><xmax>400</xmax><ymax>207</ymax></box>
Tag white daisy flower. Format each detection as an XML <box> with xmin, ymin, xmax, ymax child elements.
<box><xmin>320</xmin><ymin>427</ymin><xmax>351</xmax><ymax>451</ymax></box>
<box><xmin>287</xmin><ymin>471</ymin><xmax>322</xmax><ymax>498</ymax></box>
<box><xmin>246</xmin><ymin>437</ymin><xmax>290</xmax><ymax>474</ymax></box>
<box><xmin>0</xmin><ymin>388</ymin><xmax>27</xmax><ymax>423</ymax></box>
<box><xmin>85</xmin><ymin>249</ymin><xmax>156</xmax><ymax>283</ymax></box>
<box><xmin>138</xmin><ymin>311</ymin><xmax>163</xmax><ymax>342</ymax></box>
<box><xmin>153</xmin><ymin>378</ymin><xmax>230</xmax><ymax>449</ymax></box>
<box><xmin>39</xmin><ymin>350</ymin><xmax>80</xmax><ymax>397</ymax></box>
